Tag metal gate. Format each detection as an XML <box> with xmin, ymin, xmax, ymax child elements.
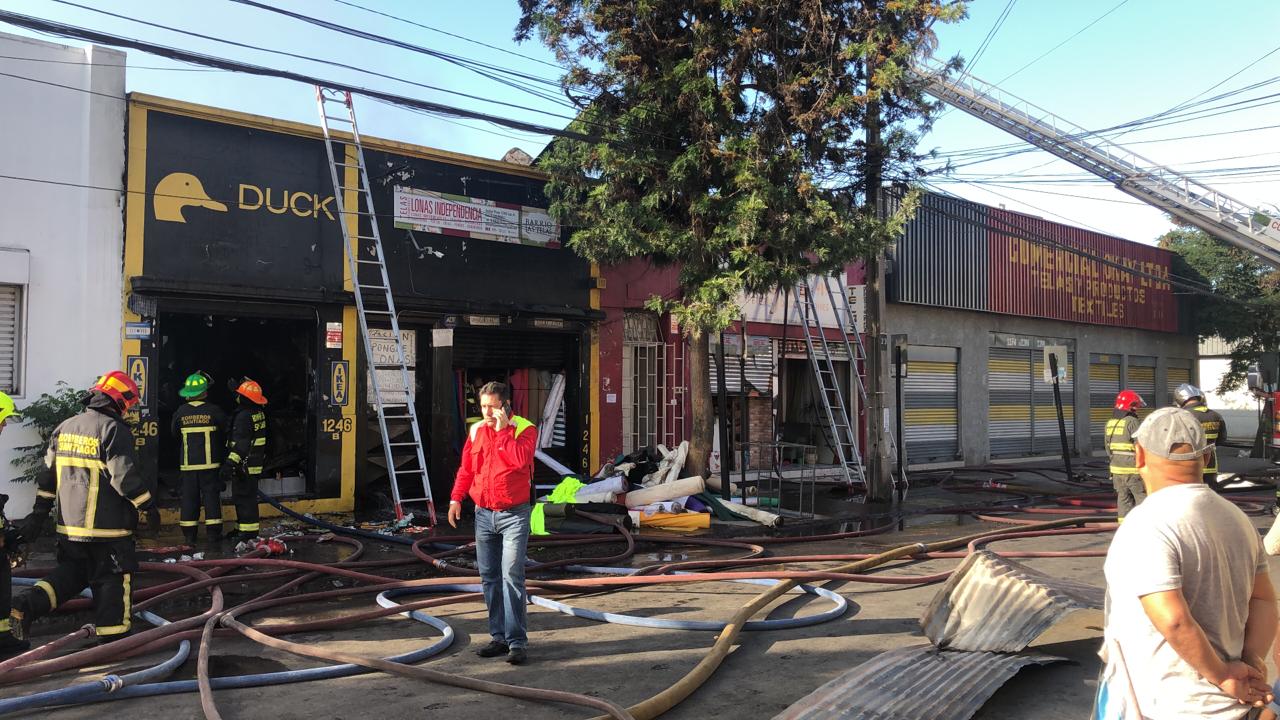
<box><xmin>903</xmin><ymin>346</ymin><xmax>959</xmax><ymax>463</ymax></box>
<box><xmin>989</xmin><ymin>346</ymin><xmax>1075</xmax><ymax>458</ymax></box>
<box><xmin>1089</xmin><ymin>354</ymin><xmax>1120</xmax><ymax>450</ymax></box>
<box><xmin>1166</xmin><ymin>360</ymin><xmax>1192</xmax><ymax>407</ymax></box>
<box><xmin>1127</xmin><ymin>356</ymin><xmax>1157</xmax><ymax>420</ymax></box>
<box><xmin>623</xmin><ymin>313</ymin><xmax>666</xmax><ymax>455</ymax></box>
<box><xmin>1033</xmin><ymin>351</ymin><xmax>1075</xmax><ymax>452</ymax></box>
<box><xmin>989</xmin><ymin>347</ymin><xmax>1033</xmax><ymax>457</ymax></box>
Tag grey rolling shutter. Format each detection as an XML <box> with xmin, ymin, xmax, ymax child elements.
<box><xmin>0</xmin><ymin>285</ymin><xmax>19</xmax><ymax>394</ymax></box>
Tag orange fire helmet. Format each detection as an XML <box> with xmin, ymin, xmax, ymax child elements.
<box><xmin>94</xmin><ymin>370</ymin><xmax>141</xmax><ymax>411</ymax></box>
<box><xmin>235</xmin><ymin>378</ymin><xmax>268</xmax><ymax>405</ymax></box>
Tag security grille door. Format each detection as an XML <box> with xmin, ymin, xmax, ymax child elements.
<box><xmin>1089</xmin><ymin>354</ymin><xmax>1121</xmax><ymax>449</ymax></box>
<box><xmin>1127</xmin><ymin>357</ymin><xmax>1157</xmax><ymax>420</ymax></box>
<box><xmin>623</xmin><ymin>313</ymin><xmax>665</xmax><ymax>455</ymax></box>
<box><xmin>0</xmin><ymin>285</ymin><xmax>19</xmax><ymax>394</ymax></box>
<box><xmin>903</xmin><ymin>346</ymin><xmax>959</xmax><ymax>463</ymax></box>
<box><xmin>988</xmin><ymin>347</ymin><xmax>1033</xmax><ymax>457</ymax></box>
<box><xmin>1033</xmin><ymin>352</ymin><xmax>1075</xmax><ymax>452</ymax></box>
<box><xmin>1166</xmin><ymin>360</ymin><xmax>1192</xmax><ymax>407</ymax></box>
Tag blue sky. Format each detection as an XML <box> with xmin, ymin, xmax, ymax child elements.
<box><xmin>1</xmin><ymin>0</ymin><xmax>1277</xmax><ymax>245</ymax></box>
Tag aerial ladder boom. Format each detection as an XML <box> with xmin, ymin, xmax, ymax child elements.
<box><xmin>908</xmin><ymin>58</ymin><xmax>1280</xmax><ymax>267</ymax></box>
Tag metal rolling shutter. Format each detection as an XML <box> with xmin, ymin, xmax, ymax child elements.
<box><xmin>1166</xmin><ymin>360</ymin><xmax>1192</xmax><ymax>407</ymax></box>
<box><xmin>709</xmin><ymin>351</ymin><xmax>774</xmax><ymax>394</ymax></box>
<box><xmin>1032</xmin><ymin>352</ymin><xmax>1075</xmax><ymax>452</ymax></box>
<box><xmin>0</xmin><ymin>285</ymin><xmax>18</xmax><ymax>394</ymax></box>
<box><xmin>988</xmin><ymin>347</ymin><xmax>1033</xmax><ymax>458</ymax></box>
<box><xmin>1127</xmin><ymin>356</ymin><xmax>1157</xmax><ymax>421</ymax></box>
<box><xmin>1089</xmin><ymin>354</ymin><xmax>1120</xmax><ymax>448</ymax></box>
<box><xmin>903</xmin><ymin>346</ymin><xmax>959</xmax><ymax>463</ymax></box>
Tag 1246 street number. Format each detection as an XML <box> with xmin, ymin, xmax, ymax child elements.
<box><xmin>322</xmin><ymin>417</ymin><xmax>354</xmax><ymax>440</ymax></box>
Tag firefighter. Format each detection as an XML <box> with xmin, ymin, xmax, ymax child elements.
<box><xmin>1173</xmin><ymin>383</ymin><xmax>1227</xmax><ymax>491</ymax></box>
<box><xmin>0</xmin><ymin>392</ymin><xmax>28</xmax><ymax>659</ymax></box>
<box><xmin>223</xmin><ymin>378</ymin><xmax>267</xmax><ymax>542</ymax></box>
<box><xmin>9</xmin><ymin>371</ymin><xmax>159</xmax><ymax>646</ymax></box>
<box><xmin>171</xmin><ymin>371</ymin><xmax>227</xmax><ymax>545</ymax></box>
<box><xmin>1106</xmin><ymin>389</ymin><xmax>1146</xmax><ymax>520</ymax></box>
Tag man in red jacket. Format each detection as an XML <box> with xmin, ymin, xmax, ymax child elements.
<box><xmin>448</xmin><ymin>380</ymin><xmax>537</xmax><ymax>665</ymax></box>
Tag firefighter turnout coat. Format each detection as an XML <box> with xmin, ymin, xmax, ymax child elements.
<box><xmin>32</xmin><ymin>394</ymin><xmax>154</xmax><ymax>540</ymax></box>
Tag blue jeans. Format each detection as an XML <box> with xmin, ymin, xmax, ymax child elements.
<box><xmin>474</xmin><ymin>504</ymin><xmax>531</xmax><ymax>649</ymax></box>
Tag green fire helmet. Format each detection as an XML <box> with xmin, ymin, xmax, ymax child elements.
<box><xmin>179</xmin><ymin>371</ymin><xmax>212</xmax><ymax>399</ymax></box>
<box><xmin>0</xmin><ymin>391</ymin><xmax>17</xmax><ymax>424</ymax></box>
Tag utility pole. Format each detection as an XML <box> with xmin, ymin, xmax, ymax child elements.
<box><xmin>864</xmin><ymin>50</ymin><xmax>893</xmax><ymax>503</ymax></box>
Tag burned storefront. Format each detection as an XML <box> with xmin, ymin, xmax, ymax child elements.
<box><xmin>122</xmin><ymin>95</ymin><xmax>597</xmax><ymax>520</ymax></box>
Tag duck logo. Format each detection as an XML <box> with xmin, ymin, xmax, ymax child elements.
<box><xmin>154</xmin><ymin>172</ymin><xmax>228</xmax><ymax>223</ymax></box>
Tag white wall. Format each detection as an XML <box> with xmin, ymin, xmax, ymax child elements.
<box><xmin>1199</xmin><ymin>357</ymin><xmax>1261</xmax><ymax>443</ymax></box>
<box><xmin>0</xmin><ymin>34</ymin><xmax>126</xmax><ymax>514</ymax></box>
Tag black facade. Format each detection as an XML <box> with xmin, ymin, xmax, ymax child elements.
<box><xmin>125</xmin><ymin>98</ymin><xmax>595</xmax><ymax>512</ymax></box>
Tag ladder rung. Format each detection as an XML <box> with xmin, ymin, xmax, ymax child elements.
<box><xmin>363</xmin><ymin>309</ymin><xmax>393</xmax><ymax>315</ymax></box>
<box><xmin>323</xmin><ymin>114</ymin><xmax>353</xmax><ymax>123</ymax></box>
<box><xmin>393</xmin><ymin>469</ymin><xmax>427</xmax><ymax>476</ymax></box>
<box><xmin>355</xmin><ymin>258</ymin><xmax>385</xmax><ymax>264</ymax></box>
<box><xmin>358</xmin><ymin>284</ymin><xmax>389</xmax><ymax>291</ymax></box>
<box><xmin>388</xmin><ymin>442</ymin><xmax>421</xmax><ymax>447</ymax></box>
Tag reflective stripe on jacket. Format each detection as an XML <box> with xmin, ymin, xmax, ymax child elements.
<box><xmin>1190</xmin><ymin>405</ymin><xmax>1225</xmax><ymax>475</ymax></box>
<box><xmin>226</xmin><ymin>405</ymin><xmax>267</xmax><ymax>476</ymax></box>
<box><xmin>451</xmin><ymin>416</ymin><xmax>537</xmax><ymax>511</ymax></box>
<box><xmin>171</xmin><ymin>400</ymin><xmax>227</xmax><ymax>471</ymax></box>
<box><xmin>1105</xmin><ymin>414</ymin><xmax>1139</xmax><ymax>475</ymax></box>
<box><xmin>34</xmin><ymin>400</ymin><xmax>154</xmax><ymax>541</ymax></box>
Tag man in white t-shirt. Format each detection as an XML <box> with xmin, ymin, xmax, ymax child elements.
<box><xmin>1098</xmin><ymin>407</ymin><xmax>1277</xmax><ymax>719</ymax></box>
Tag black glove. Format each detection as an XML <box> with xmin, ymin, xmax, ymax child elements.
<box><xmin>219</xmin><ymin>463</ymin><xmax>236</xmax><ymax>484</ymax></box>
<box><xmin>145</xmin><ymin>506</ymin><xmax>161</xmax><ymax>536</ymax></box>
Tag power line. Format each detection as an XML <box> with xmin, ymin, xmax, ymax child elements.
<box><xmin>992</xmin><ymin>0</ymin><xmax>1131</xmax><ymax>85</ymax></box>
<box><xmin>49</xmin><ymin>0</ymin><xmax>578</xmax><ymax>122</ymax></box>
<box><xmin>330</xmin><ymin>0</ymin><xmax>562</xmax><ymax>70</ymax></box>
<box><xmin>0</xmin><ymin>53</ymin><xmax>217</xmax><ymax>71</ymax></box>
<box><xmin>227</xmin><ymin>0</ymin><xmax>573</xmax><ymax>108</ymax></box>
<box><xmin>0</xmin><ymin>8</ymin><xmax>593</xmax><ymax>141</ymax></box>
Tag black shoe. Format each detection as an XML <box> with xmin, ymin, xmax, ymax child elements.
<box><xmin>0</xmin><ymin>632</ymin><xmax>29</xmax><ymax>661</ymax></box>
<box><xmin>474</xmin><ymin>640</ymin><xmax>508</xmax><ymax>658</ymax></box>
<box><xmin>506</xmin><ymin>647</ymin><xmax>527</xmax><ymax>665</ymax></box>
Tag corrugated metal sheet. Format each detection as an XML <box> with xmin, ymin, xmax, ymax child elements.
<box><xmin>1089</xmin><ymin>354</ymin><xmax>1121</xmax><ymax>446</ymax></box>
<box><xmin>904</xmin><ymin>345</ymin><xmax>959</xmax><ymax>463</ymax></box>
<box><xmin>773</xmin><ymin>644</ymin><xmax>1064</xmax><ymax>720</ymax></box>
<box><xmin>1166</xmin><ymin>360</ymin><xmax>1192</xmax><ymax>407</ymax></box>
<box><xmin>1127</xmin><ymin>356</ymin><xmax>1157</xmax><ymax>420</ymax></box>
<box><xmin>889</xmin><ymin>191</ymin><xmax>1178</xmax><ymax>333</ymax></box>
<box><xmin>921</xmin><ymin>550</ymin><xmax>1104</xmax><ymax>653</ymax></box>
<box><xmin>890</xmin><ymin>192</ymin><xmax>989</xmax><ymax>310</ymax></box>
<box><xmin>987</xmin><ymin>208</ymin><xmax>1177</xmax><ymax>332</ymax></box>
<box><xmin>1199</xmin><ymin>336</ymin><xmax>1236</xmax><ymax>357</ymax></box>
<box><xmin>989</xmin><ymin>346</ymin><xmax>1033</xmax><ymax>457</ymax></box>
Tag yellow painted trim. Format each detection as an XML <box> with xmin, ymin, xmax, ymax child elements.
<box><xmin>123</xmin><ymin>101</ymin><xmax>147</xmax><ymax>365</ymax></box>
<box><xmin>340</xmin><ymin>305</ymin><xmax>357</xmax><ymax>513</ymax></box>
<box><xmin>588</xmin><ymin>262</ymin><xmax>601</xmax><ymax>473</ymax></box>
<box><xmin>128</xmin><ymin>93</ymin><xmax>548</xmax><ymax>180</ymax></box>
<box><xmin>343</xmin><ymin>144</ymin><xmax>357</xmax><ymax>293</ymax></box>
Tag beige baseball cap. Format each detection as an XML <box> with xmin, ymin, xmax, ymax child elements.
<box><xmin>1133</xmin><ymin>407</ymin><xmax>1212</xmax><ymax>460</ymax></box>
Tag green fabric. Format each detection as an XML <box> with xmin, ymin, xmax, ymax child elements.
<box><xmin>530</xmin><ymin>502</ymin><xmax>548</xmax><ymax>535</ymax></box>
<box><xmin>547</xmin><ymin>476</ymin><xmax>585</xmax><ymax>504</ymax></box>
<box><xmin>696</xmin><ymin>492</ymin><xmax>753</xmax><ymax>522</ymax></box>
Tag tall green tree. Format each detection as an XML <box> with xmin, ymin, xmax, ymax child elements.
<box><xmin>1161</xmin><ymin>225</ymin><xmax>1280</xmax><ymax>392</ymax></box>
<box><xmin>517</xmin><ymin>0</ymin><xmax>964</xmax><ymax>479</ymax></box>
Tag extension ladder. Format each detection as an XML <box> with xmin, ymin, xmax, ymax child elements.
<box><xmin>315</xmin><ymin>87</ymin><xmax>435</xmax><ymax>524</ymax></box>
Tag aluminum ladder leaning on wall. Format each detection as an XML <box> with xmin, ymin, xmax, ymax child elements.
<box><xmin>793</xmin><ymin>276</ymin><xmax>869</xmax><ymax>488</ymax></box>
<box><xmin>907</xmin><ymin>58</ymin><xmax>1280</xmax><ymax>267</ymax></box>
<box><xmin>315</xmin><ymin>87</ymin><xmax>435</xmax><ymax>524</ymax></box>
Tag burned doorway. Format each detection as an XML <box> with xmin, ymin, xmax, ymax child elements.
<box><xmin>155</xmin><ymin>310</ymin><xmax>317</xmax><ymax>501</ymax></box>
